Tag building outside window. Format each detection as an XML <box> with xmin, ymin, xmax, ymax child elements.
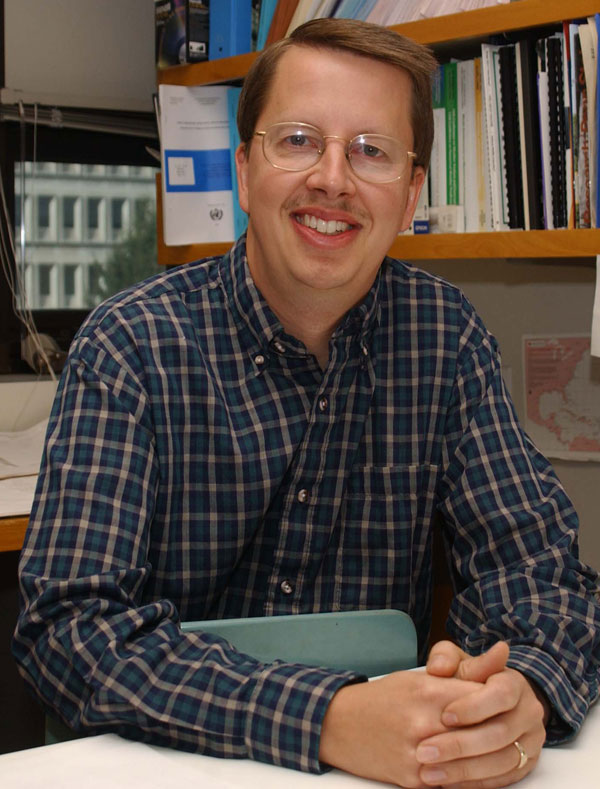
<box><xmin>63</xmin><ymin>264</ymin><xmax>78</xmax><ymax>302</ymax></box>
<box><xmin>15</xmin><ymin>162</ymin><xmax>158</xmax><ymax>310</ymax></box>
<box><xmin>37</xmin><ymin>196</ymin><xmax>52</xmax><ymax>238</ymax></box>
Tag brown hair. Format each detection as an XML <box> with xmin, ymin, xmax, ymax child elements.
<box><xmin>237</xmin><ymin>17</ymin><xmax>438</xmax><ymax>170</ymax></box>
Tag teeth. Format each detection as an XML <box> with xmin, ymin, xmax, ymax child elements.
<box><xmin>300</xmin><ymin>214</ymin><xmax>351</xmax><ymax>234</ymax></box>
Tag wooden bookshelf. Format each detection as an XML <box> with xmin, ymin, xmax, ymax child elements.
<box><xmin>158</xmin><ymin>0</ymin><xmax>599</xmax><ymax>87</ymax></box>
<box><xmin>156</xmin><ymin>0</ymin><xmax>600</xmax><ymax>265</ymax></box>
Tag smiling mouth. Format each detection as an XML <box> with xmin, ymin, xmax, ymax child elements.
<box><xmin>294</xmin><ymin>213</ymin><xmax>354</xmax><ymax>235</ymax></box>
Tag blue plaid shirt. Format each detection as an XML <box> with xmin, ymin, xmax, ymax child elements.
<box><xmin>14</xmin><ymin>235</ymin><xmax>600</xmax><ymax>772</ymax></box>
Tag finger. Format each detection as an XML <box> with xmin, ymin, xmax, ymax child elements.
<box><xmin>441</xmin><ymin>670</ymin><xmax>523</xmax><ymax>728</ymax></box>
<box><xmin>416</xmin><ymin>708</ymin><xmax>546</xmax><ymax>765</ymax></box>
<box><xmin>453</xmin><ymin>642</ymin><xmax>510</xmax><ymax>684</ymax></box>
<box><xmin>427</xmin><ymin>641</ymin><xmax>468</xmax><ymax>677</ymax></box>
<box><xmin>419</xmin><ymin>739</ymin><xmax>539</xmax><ymax>787</ymax></box>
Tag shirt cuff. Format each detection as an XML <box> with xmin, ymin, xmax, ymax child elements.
<box><xmin>244</xmin><ymin>662</ymin><xmax>364</xmax><ymax>772</ymax></box>
<box><xmin>507</xmin><ymin>644</ymin><xmax>597</xmax><ymax>745</ymax></box>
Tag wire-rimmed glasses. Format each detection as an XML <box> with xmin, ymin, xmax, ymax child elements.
<box><xmin>254</xmin><ymin>121</ymin><xmax>416</xmax><ymax>184</ymax></box>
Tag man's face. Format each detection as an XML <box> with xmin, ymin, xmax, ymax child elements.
<box><xmin>236</xmin><ymin>45</ymin><xmax>424</xmax><ymax>310</ymax></box>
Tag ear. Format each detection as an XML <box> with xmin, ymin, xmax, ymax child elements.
<box><xmin>398</xmin><ymin>165</ymin><xmax>425</xmax><ymax>233</ymax></box>
<box><xmin>235</xmin><ymin>143</ymin><xmax>250</xmax><ymax>214</ymax></box>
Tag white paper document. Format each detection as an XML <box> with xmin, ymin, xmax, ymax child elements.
<box><xmin>0</xmin><ymin>419</ymin><xmax>48</xmax><ymax>480</ymax></box>
<box><xmin>0</xmin><ymin>475</ymin><xmax>38</xmax><ymax>517</ymax></box>
<box><xmin>159</xmin><ymin>84</ymin><xmax>235</xmax><ymax>245</ymax></box>
<box><xmin>0</xmin><ymin>419</ymin><xmax>47</xmax><ymax>517</ymax></box>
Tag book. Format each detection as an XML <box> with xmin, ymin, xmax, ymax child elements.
<box><xmin>444</xmin><ymin>61</ymin><xmax>460</xmax><ymax>209</ymax></box>
<box><xmin>159</xmin><ymin>84</ymin><xmax>235</xmax><ymax>245</ymax></box>
<box><xmin>474</xmin><ymin>56</ymin><xmax>493</xmax><ymax>231</ymax></box>
<box><xmin>481</xmin><ymin>43</ymin><xmax>509</xmax><ymax>230</ymax></box>
<box><xmin>572</xmin><ymin>28</ymin><xmax>591</xmax><ymax>228</ymax></box>
<box><xmin>256</xmin><ymin>0</ymin><xmax>279</xmax><ymax>49</ymax></box>
<box><xmin>266</xmin><ymin>0</ymin><xmax>301</xmax><ymax>45</ymax></box>
<box><xmin>457</xmin><ymin>59</ymin><xmax>479</xmax><ymax>232</ymax></box>
<box><xmin>155</xmin><ymin>1</ymin><xmax>209</xmax><ymax>67</ymax></box>
<box><xmin>285</xmin><ymin>0</ymin><xmax>322</xmax><ymax>35</ymax></box>
<box><xmin>596</xmin><ymin>14</ymin><xmax>600</xmax><ymax>228</ymax></box>
<box><xmin>429</xmin><ymin>65</ymin><xmax>447</xmax><ymax>215</ymax></box>
<box><xmin>537</xmin><ymin>43</ymin><xmax>553</xmax><ymax>229</ymax></box>
<box><xmin>546</xmin><ymin>34</ymin><xmax>568</xmax><ymax>228</ymax></box>
<box><xmin>562</xmin><ymin>21</ymin><xmax>575</xmax><ymax>228</ymax></box>
<box><xmin>578</xmin><ymin>19</ymin><xmax>597</xmax><ymax>227</ymax></box>
<box><xmin>499</xmin><ymin>44</ymin><xmax>524</xmax><ymax>229</ymax></box>
<box><xmin>209</xmin><ymin>0</ymin><xmax>253</xmax><ymax>60</ymax></box>
<box><xmin>515</xmin><ymin>37</ymin><xmax>544</xmax><ymax>229</ymax></box>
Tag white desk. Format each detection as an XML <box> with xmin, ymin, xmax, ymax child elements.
<box><xmin>1</xmin><ymin>701</ymin><xmax>598</xmax><ymax>789</ymax></box>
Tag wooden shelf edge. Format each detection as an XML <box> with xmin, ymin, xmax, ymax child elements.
<box><xmin>391</xmin><ymin>229</ymin><xmax>600</xmax><ymax>259</ymax></box>
<box><xmin>156</xmin><ymin>0</ymin><xmax>598</xmax><ymax>87</ymax></box>
<box><xmin>158</xmin><ymin>50</ymin><xmax>258</xmax><ymax>87</ymax></box>
<box><xmin>157</xmin><ymin>229</ymin><xmax>600</xmax><ymax>266</ymax></box>
<box><xmin>392</xmin><ymin>0</ymin><xmax>599</xmax><ymax>47</ymax></box>
<box><xmin>0</xmin><ymin>516</ymin><xmax>28</xmax><ymax>553</ymax></box>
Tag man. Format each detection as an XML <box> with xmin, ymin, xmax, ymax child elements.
<box><xmin>13</xmin><ymin>18</ymin><xmax>600</xmax><ymax>789</ymax></box>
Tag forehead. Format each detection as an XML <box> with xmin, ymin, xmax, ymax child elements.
<box><xmin>259</xmin><ymin>45</ymin><xmax>414</xmax><ymax>139</ymax></box>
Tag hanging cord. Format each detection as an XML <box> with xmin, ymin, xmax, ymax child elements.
<box><xmin>0</xmin><ymin>102</ymin><xmax>58</xmax><ymax>379</ymax></box>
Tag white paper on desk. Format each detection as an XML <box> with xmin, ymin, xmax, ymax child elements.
<box><xmin>0</xmin><ymin>419</ymin><xmax>48</xmax><ymax>480</ymax></box>
<box><xmin>591</xmin><ymin>255</ymin><xmax>600</xmax><ymax>357</ymax></box>
<box><xmin>0</xmin><ymin>475</ymin><xmax>38</xmax><ymax>517</ymax></box>
<box><xmin>159</xmin><ymin>84</ymin><xmax>234</xmax><ymax>245</ymax></box>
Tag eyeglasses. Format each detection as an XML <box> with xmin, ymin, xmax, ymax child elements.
<box><xmin>254</xmin><ymin>122</ymin><xmax>417</xmax><ymax>184</ymax></box>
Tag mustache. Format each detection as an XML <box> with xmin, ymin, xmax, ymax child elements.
<box><xmin>283</xmin><ymin>195</ymin><xmax>369</xmax><ymax>223</ymax></box>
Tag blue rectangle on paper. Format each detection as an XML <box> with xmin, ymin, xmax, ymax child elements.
<box><xmin>164</xmin><ymin>149</ymin><xmax>232</xmax><ymax>192</ymax></box>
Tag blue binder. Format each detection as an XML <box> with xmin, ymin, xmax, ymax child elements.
<box><xmin>209</xmin><ymin>0</ymin><xmax>252</xmax><ymax>60</ymax></box>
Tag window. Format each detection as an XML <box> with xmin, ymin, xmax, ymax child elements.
<box><xmin>111</xmin><ymin>198</ymin><xmax>125</xmax><ymax>234</ymax></box>
<box><xmin>87</xmin><ymin>198</ymin><xmax>101</xmax><ymax>236</ymax></box>
<box><xmin>1</xmin><ymin>118</ymin><xmax>159</xmax><ymax>374</ymax></box>
<box><xmin>38</xmin><ymin>264</ymin><xmax>52</xmax><ymax>298</ymax></box>
<box><xmin>63</xmin><ymin>197</ymin><xmax>76</xmax><ymax>230</ymax></box>
<box><xmin>64</xmin><ymin>265</ymin><xmax>77</xmax><ymax>298</ymax></box>
<box><xmin>37</xmin><ymin>196</ymin><xmax>52</xmax><ymax>230</ymax></box>
<box><xmin>16</xmin><ymin>167</ymin><xmax>158</xmax><ymax>311</ymax></box>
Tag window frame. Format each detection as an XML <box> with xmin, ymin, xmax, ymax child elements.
<box><xmin>0</xmin><ymin>116</ymin><xmax>158</xmax><ymax>375</ymax></box>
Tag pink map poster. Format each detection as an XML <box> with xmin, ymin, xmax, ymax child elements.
<box><xmin>523</xmin><ymin>336</ymin><xmax>600</xmax><ymax>461</ymax></box>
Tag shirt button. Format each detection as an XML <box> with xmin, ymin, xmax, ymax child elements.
<box><xmin>297</xmin><ymin>488</ymin><xmax>310</xmax><ymax>504</ymax></box>
<box><xmin>273</xmin><ymin>340</ymin><xmax>285</xmax><ymax>353</ymax></box>
<box><xmin>280</xmin><ymin>579</ymin><xmax>294</xmax><ymax>595</ymax></box>
<box><xmin>254</xmin><ymin>354</ymin><xmax>265</xmax><ymax>365</ymax></box>
<box><xmin>318</xmin><ymin>396</ymin><xmax>328</xmax><ymax>412</ymax></box>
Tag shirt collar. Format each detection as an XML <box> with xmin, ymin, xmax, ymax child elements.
<box><xmin>219</xmin><ymin>234</ymin><xmax>382</xmax><ymax>352</ymax></box>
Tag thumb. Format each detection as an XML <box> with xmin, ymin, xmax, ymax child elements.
<box><xmin>455</xmin><ymin>641</ymin><xmax>510</xmax><ymax>683</ymax></box>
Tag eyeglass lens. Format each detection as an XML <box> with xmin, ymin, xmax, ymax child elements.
<box><xmin>261</xmin><ymin>123</ymin><xmax>410</xmax><ymax>183</ymax></box>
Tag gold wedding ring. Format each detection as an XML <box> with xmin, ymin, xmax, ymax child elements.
<box><xmin>513</xmin><ymin>740</ymin><xmax>528</xmax><ymax>770</ymax></box>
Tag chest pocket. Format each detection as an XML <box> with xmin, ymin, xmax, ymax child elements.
<box><xmin>332</xmin><ymin>463</ymin><xmax>439</xmax><ymax>610</ymax></box>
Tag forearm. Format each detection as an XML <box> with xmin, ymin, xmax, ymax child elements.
<box><xmin>14</xmin><ymin>573</ymin><xmax>355</xmax><ymax>770</ymax></box>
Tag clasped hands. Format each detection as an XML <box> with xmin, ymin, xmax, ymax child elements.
<box><xmin>319</xmin><ymin>640</ymin><xmax>548</xmax><ymax>788</ymax></box>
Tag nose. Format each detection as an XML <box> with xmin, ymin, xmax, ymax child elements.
<box><xmin>304</xmin><ymin>136</ymin><xmax>356</xmax><ymax>198</ymax></box>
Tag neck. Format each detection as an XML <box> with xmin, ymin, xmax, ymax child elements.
<box><xmin>248</xmin><ymin>264</ymin><xmax>363</xmax><ymax>369</ymax></box>
<box><xmin>269</xmin><ymin>297</ymin><xmax>340</xmax><ymax>369</ymax></box>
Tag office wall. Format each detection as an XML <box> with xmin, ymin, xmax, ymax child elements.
<box><xmin>418</xmin><ymin>257</ymin><xmax>600</xmax><ymax>571</ymax></box>
<box><xmin>2</xmin><ymin>0</ymin><xmax>155</xmax><ymax>111</ymax></box>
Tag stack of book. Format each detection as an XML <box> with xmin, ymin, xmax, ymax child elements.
<box><xmin>425</xmin><ymin>14</ymin><xmax>600</xmax><ymax>234</ymax></box>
